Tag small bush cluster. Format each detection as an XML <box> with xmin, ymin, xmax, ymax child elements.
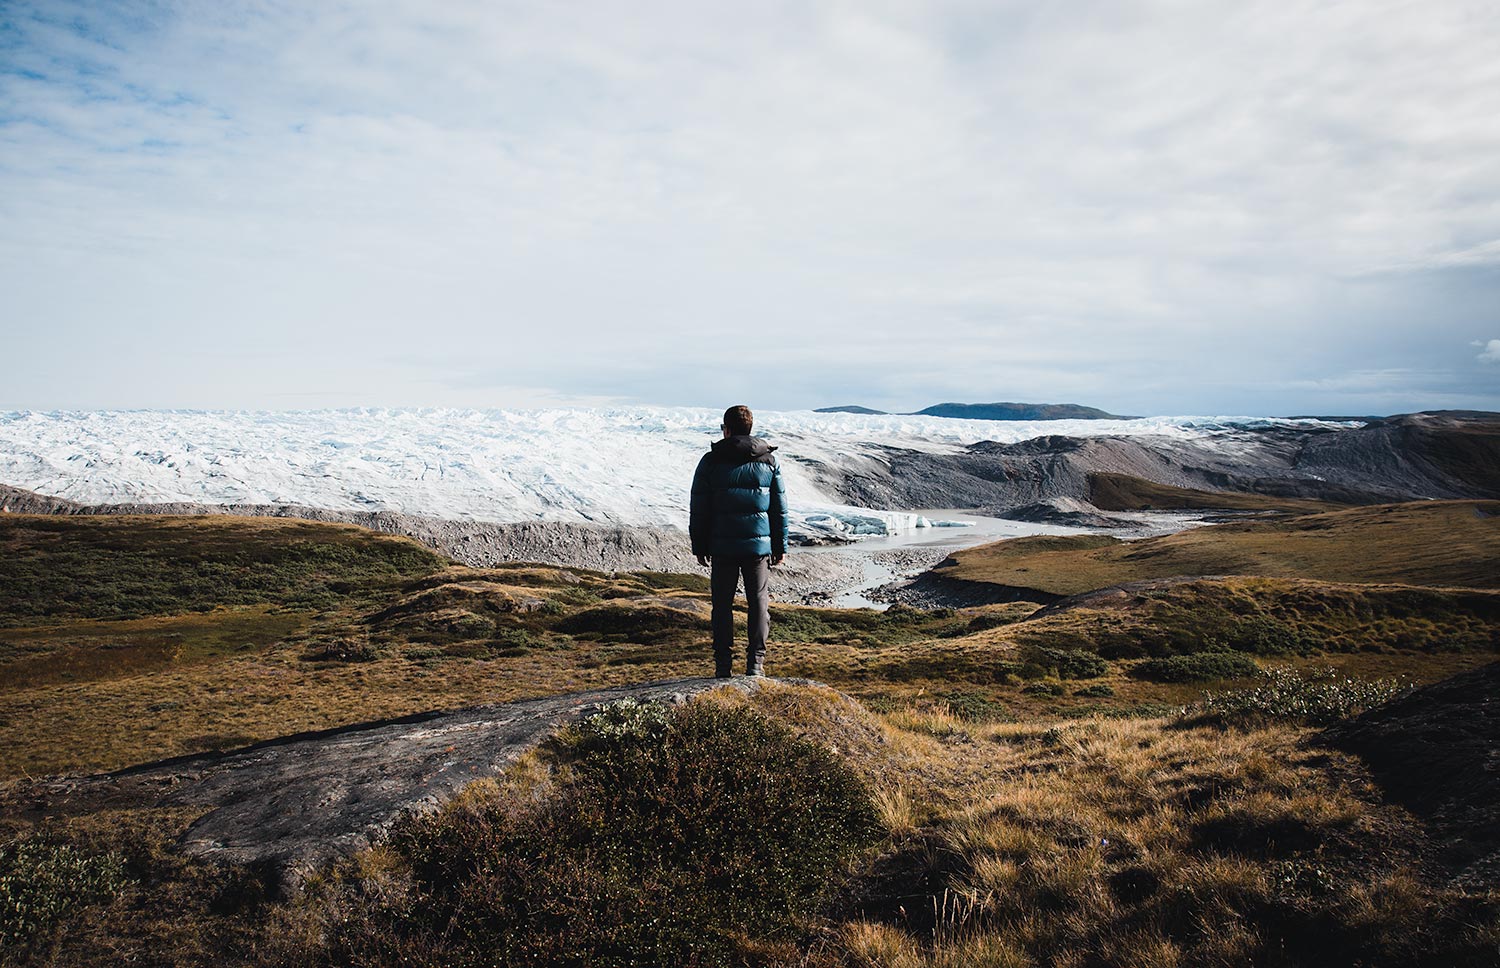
<box><xmin>569</xmin><ymin>696</ymin><xmax>673</xmax><ymax>746</ymax></box>
<box><xmin>556</xmin><ymin>603</ymin><xmax>707</xmax><ymax>638</ymax></box>
<box><xmin>323</xmin><ymin>700</ymin><xmax>880</xmax><ymax>967</ymax></box>
<box><xmin>767</xmin><ymin>605</ymin><xmax>962</xmax><ymax>647</ymax></box>
<box><xmin>0</xmin><ymin>838</ymin><xmax>130</xmax><ymax>950</ymax></box>
<box><xmin>304</xmin><ymin>635</ymin><xmax>381</xmax><ymax>663</ymax></box>
<box><xmin>1134</xmin><ymin>651</ymin><xmax>1260</xmax><ymax>683</ymax></box>
<box><xmin>1180</xmin><ymin>667</ymin><xmax>1407</xmax><ymax>726</ymax></box>
<box><xmin>1021</xmin><ymin>645</ymin><xmax>1110</xmax><ymax>680</ymax></box>
<box><xmin>937</xmin><ymin>690</ymin><xmax>1009</xmax><ymax>722</ymax></box>
<box><xmin>479</xmin><ymin>626</ymin><xmax>558</xmax><ymax>657</ymax></box>
<box><xmin>1225</xmin><ymin>615</ymin><xmax>1317</xmax><ymax>656</ymax></box>
<box><xmin>859</xmin><ymin>694</ymin><xmax>901</xmax><ymax>714</ymax></box>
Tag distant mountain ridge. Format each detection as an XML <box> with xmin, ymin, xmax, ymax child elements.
<box><xmin>815</xmin><ymin>402</ymin><xmax>1133</xmax><ymax>420</ymax></box>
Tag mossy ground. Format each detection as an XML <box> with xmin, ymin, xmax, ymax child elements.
<box><xmin>1</xmin><ymin>511</ymin><xmax>1496</xmax><ymax>966</ymax></box>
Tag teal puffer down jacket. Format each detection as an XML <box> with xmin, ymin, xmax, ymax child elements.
<box><xmin>689</xmin><ymin>435</ymin><xmax>789</xmax><ymax>558</ymax></box>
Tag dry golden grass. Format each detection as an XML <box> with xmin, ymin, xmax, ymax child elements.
<box><xmin>3</xmin><ymin>513</ymin><xmax>1496</xmax><ymax>966</ymax></box>
<box><xmin>0</xmin><ymin>607</ymin><xmax>308</xmax><ymax>690</ymax></box>
<box><xmin>1087</xmin><ymin>472</ymin><xmax>1338</xmax><ymax>514</ymax></box>
<box><xmin>825</xmin><ymin>708</ymin><xmax>1497</xmax><ymax>967</ymax></box>
<box><xmin>5</xmin><ymin>512</ymin><xmax>1495</xmax><ymax>778</ymax></box>
<box><xmin>5</xmin><ymin>575</ymin><xmax>1492</xmax><ymax>778</ymax></box>
<box><xmin>945</xmin><ymin>500</ymin><xmax>1500</xmax><ymax>595</ymax></box>
<box><xmin>5</xmin><ymin>682</ymin><xmax>1495</xmax><ymax>967</ymax></box>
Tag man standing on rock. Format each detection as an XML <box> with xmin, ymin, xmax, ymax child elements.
<box><xmin>690</xmin><ymin>405</ymin><xmax>788</xmax><ymax>678</ymax></box>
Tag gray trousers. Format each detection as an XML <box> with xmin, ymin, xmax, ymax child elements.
<box><xmin>710</xmin><ymin>554</ymin><xmax>769</xmax><ymax>676</ymax></box>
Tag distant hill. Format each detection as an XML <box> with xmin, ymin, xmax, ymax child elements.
<box><xmin>813</xmin><ymin>402</ymin><xmax>1130</xmax><ymax>420</ymax></box>
<box><xmin>914</xmin><ymin>402</ymin><xmax>1132</xmax><ymax>420</ymax></box>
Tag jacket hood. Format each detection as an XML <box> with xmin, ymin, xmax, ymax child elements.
<box><xmin>711</xmin><ymin>434</ymin><xmax>778</xmax><ymax>465</ymax></box>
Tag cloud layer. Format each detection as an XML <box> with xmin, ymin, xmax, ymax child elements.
<box><xmin>2</xmin><ymin>0</ymin><xmax>1498</xmax><ymax>414</ymax></box>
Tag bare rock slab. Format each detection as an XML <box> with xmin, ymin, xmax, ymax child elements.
<box><xmin>53</xmin><ymin>677</ymin><xmax>781</xmax><ymax>889</ymax></box>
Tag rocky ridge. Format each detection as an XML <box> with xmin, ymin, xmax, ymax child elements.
<box><xmin>29</xmin><ymin>677</ymin><xmax>803</xmax><ymax>893</ymax></box>
<box><xmin>797</xmin><ymin>411</ymin><xmax>1500</xmax><ymax>516</ymax></box>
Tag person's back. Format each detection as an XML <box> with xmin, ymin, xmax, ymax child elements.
<box><xmin>689</xmin><ymin>405</ymin><xmax>788</xmax><ymax>678</ymax></box>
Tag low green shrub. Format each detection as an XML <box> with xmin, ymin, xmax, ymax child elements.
<box><xmin>1134</xmin><ymin>652</ymin><xmax>1259</xmax><ymax>683</ymax></box>
<box><xmin>940</xmin><ymin>612</ymin><xmax>1020</xmax><ymax>637</ymax></box>
<box><xmin>1021</xmin><ymin>645</ymin><xmax>1110</xmax><ymax>680</ymax></box>
<box><xmin>555</xmin><ymin>604</ymin><xmax>707</xmax><ymax>637</ymax></box>
<box><xmin>937</xmin><ymin>690</ymin><xmax>1009</xmax><ymax>722</ymax></box>
<box><xmin>767</xmin><ymin>606</ymin><xmax>956</xmax><ymax>647</ymax></box>
<box><xmin>1022</xmin><ymin>682</ymin><xmax>1065</xmax><ymax>697</ymax></box>
<box><xmin>304</xmin><ymin>635</ymin><xmax>381</xmax><ymax>663</ymax></box>
<box><xmin>1179</xmin><ymin>667</ymin><xmax>1407</xmax><ymax>727</ymax></box>
<box><xmin>0</xmin><ymin>838</ymin><xmax>130</xmax><ymax>950</ymax></box>
<box><xmin>1223</xmin><ymin>616</ymin><xmax>1317</xmax><ymax>656</ymax></box>
<box><xmin>547</xmin><ymin>586</ymin><xmax>602</xmax><ymax>608</ymax></box>
<box><xmin>324</xmin><ymin>700</ymin><xmax>880</xmax><ymax>967</ymax></box>
<box><xmin>569</xmin><ymin>696</ymin><xmax>673</xmax><ymax>746</ymax></box>
<box><xmin>1073</xmin><ymin>683</ymin><xmax>1115</xmax><ymax>698</ymax></box>
<box><xmin>471</xmin><ymin>626</ymin><xmax>562</xmax><ymax>657</ymax></box>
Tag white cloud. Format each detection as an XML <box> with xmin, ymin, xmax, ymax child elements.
<box><xmin>1476</xmin><ymin>340</ymin><xmax>1500</xmax><ymax>365</ymax></box>
<box><xmin>1</xmin><ymin>0</ymin><xmax>1498</xmax><ymax>414</ymax></box>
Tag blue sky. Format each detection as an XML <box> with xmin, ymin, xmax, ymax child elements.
<box><xmin>2</xmin><ymin>0</ymin><xmax>1498</xmax><ymax>416</ymax></box>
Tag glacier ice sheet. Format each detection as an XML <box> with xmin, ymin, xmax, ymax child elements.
<box><xmin>0</xmin><ymin>407</ymin><xmax>1360</xmax><ymax>541</ymax></box>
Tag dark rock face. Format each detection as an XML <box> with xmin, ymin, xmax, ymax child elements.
<box><xmin>811</xmin><ymin>402</ymin><xmax>1128</xmax><ymax>419</ymax></box>
<box><xmin>1323</xmin><ymin>661</ymin><xmax>1500</xmax><ymax>888</ymax></box>
<box><xmin>36</xmin><ymin>678</ymin><xmax>789</xmax><ymax>893</ymax></box>
<box><xmin>995</xmin><ymin>496</ymin><xmax>1136</xmax><ymax>528</ymax></box>
<box><xmin>1296</xmin><ymin>411</ymin><xmax>1500</xmax><ymax>501</ymax></box>
<box><xmin>794</xmin><ymin>412</ymin><xmax>1500</xmax><ymax>513</ymax></box>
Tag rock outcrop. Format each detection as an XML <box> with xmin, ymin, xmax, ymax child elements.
<box><xmin>798</xmin><ymin>411</ymin><xmax>1500</xmax><ymax>513</ymax></box>
<box><xmin>34</xmin><ymin>677</ymin><xmax>794</xmax><ymax>892</ymax></box>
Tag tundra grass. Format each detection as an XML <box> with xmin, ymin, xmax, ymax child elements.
<box><xmin>2</xmin><ymin>513</ymin><xmax>1497</xmax><ymax>966</ymax></box>
<box><xmin>4</xmin><ymin>569</ymin><xmax>1496</xmax><ymax>777</ymax></box>
<box><xmin>943</xmin><ymin>500</ymin><xmax>1500</xmax><ymax>597</ymax></box>
<box><xmin>6</xmin><ymin>689</ymin><xmax>1494</xmax><ymax>967</ymax></box>
<box><xmin>0</xmin><ymin>608</ymin><xmax>309</xmax><ymax>690</ymax></box>
<box><xmin>1087</xmin><ymin>472</ymin><xmax>1340</xmax><ymax>513</ymax></box>
<box><xmin>0</xmin><ymin>514</ymin><xmax>446</xmax><ymax>624</ymax></box>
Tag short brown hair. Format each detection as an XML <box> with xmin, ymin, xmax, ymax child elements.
<box><xmin>722</xmin><ymin>405</ymin><xmax>753</xmax><ymax>436</ymax></box>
